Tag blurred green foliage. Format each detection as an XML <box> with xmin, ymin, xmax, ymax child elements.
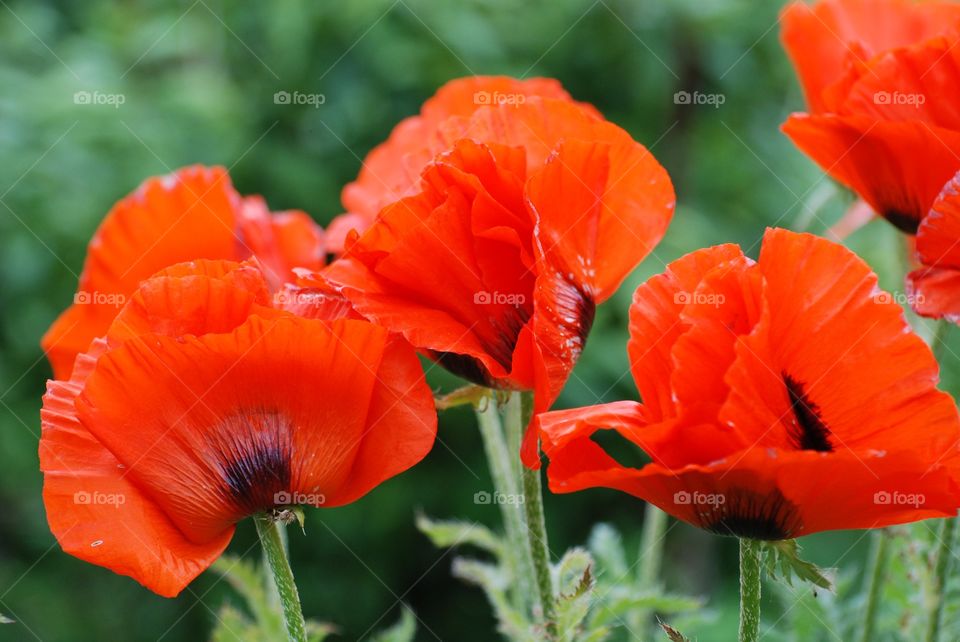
<box><xmin>1</xmin><ymin>0</ymin><xmax>957</xmax><ymax>640</ymax></box>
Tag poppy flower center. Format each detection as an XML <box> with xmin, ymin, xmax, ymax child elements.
<box><xmin>697</xmin><ymin>488</ymin><xmax>801</xmax><ymax>540</ymax></box>
<box><xmin>782</xmin><ymin>373</ymin><xmax>833</xmax><ymax>452</ymax></box>
<box><xmin>212</xmin><ymin>409</ymin><xmax>294</xmax><ymax>517</ymax></box>
<box><xmin>884</xmin><ymin>209</ymin><xmax>920</xmax><ymax>234</ymax></box>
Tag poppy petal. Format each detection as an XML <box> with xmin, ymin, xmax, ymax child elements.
<box><xmin>42</xmin><ymin>167</ymin><xmax>324</xmax><ymax>380</ymax></box>
<box><xmin>782</xmin><ymin>113</ymin><xmax>960</xmax><ymax>232</ymax></box>
<box><xmin>238</xmin><ymin>196</ymin><xmax>324</xmax><ymax>288</ymax></box>
<box><xmin>75</xmin><ymin>316</ymin><xmax>431</xmax><ymax>544</ymax></box>
<box><xmin>780</xmin><ymin>0</ymin><xmax>960</xmax><ymax>113</ymax></box>
<box><xmin>722</xmin><ymin>228</ymin><xmax>959</xmax><ymax>459</ymax></box>
<box><xmin>627</xmin><ymin>244</ymin><xmax>745</xmax><ymax>422</ymax></box>
<box><xmin>336</xmin><ymin>76</ymin><xmax>575</xmax><ymax>248</ymax></box>
<box><xmin>41</xmin><ymin>343</ymin><xmax>232</xmax><ymax>597</ymax></box>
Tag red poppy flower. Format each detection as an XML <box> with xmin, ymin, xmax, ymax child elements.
<box><xmin>781</xmin><ymin>1</ymin><xmax>960</xmax><ymax>233</ymax></box>
<box><xmin>323</xmin><ymin>76</ymin><xmax>675</xmax><ymax>466</ymax></box>
<box><xmin>908</xmin><ymin>171</ymin><xmax>960</xmax><ymax>320</ymax></box>
<box><xmin>326</xmin><ymin>75</ymin><xmax>598</xmax><ymax>252</ymax></box>
<box><xmin>781</xmin><ymin>0</ymin><xmax>960</xmax><ymax>114</ymax></box>
<box><xmin>536</xmin><ymin>228</ymin><xmax>960</xmax><ymax>539</ymax></box>
<box><xmin>40</xmin><ymin>259</ymin><xmax>436</xmax><ymax>596</ymax></box>
<box><xmin>41</xmin><ymin>165</ymin><xmax>325</xmax><ymax>380</ymax></box>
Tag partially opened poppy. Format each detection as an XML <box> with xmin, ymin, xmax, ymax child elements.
<box><xmin>536</xmin><ymin>228</ymin><xmax>960</xmax><ymax>538</ymax></box>
<box><xmin>781</xmin><ymin>0</ymin><xmax>960</xmax><ymax>232</ymax></box>
<box><xmin>323</xmin><ymin>76</ymin><xmax>675</xmax><ymax>466</ymax></box>
<box><xmin>908</xmin><ymin>171</ymin><xmax>960</xmax><ymax>321</ymax></box>
<box><xmin>40</xmin><ymin>259</ymin><xmax>436</xmax><ymax>597</ymax></box>
<box><xmin>41</xmin><ymin>165</ymin><xmax>325</xmax><ymax>380</ymax></box>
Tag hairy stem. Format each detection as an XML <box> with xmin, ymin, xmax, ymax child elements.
<box><xmin>739</xmin><ymin>538</ymin><xmax>762</xmax><ymax>642</ymax></box>
<box><xmin>475</xmin><ymin>393</ymin><xmax>532</xmax><ymax>611</ymax></box>
<box><xmin>254</xmin><ymin>513</ymin><xmax>307</xmax><ymax>642</ymax></box>
<box><xmin>518</xmin><ymin>391</ymin><xmax>556</xmax><ymax>630</ymax></box>
<box><xmin>858</xmin><ymin>530</ymin><xmax>890</xmax><ymax>642</ymax></box>
<box><xmin>633</xmin><ymin>504</ymin><xmax>670</xmax><ymax>640</ymax></box>
<box><xmin>926</xmin><ymin>517</ymin><xmax>957</xmax><ymax>642</ymax></box>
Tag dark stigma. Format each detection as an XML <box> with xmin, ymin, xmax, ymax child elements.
<box><xmin>783</xmin><ymin>373</ymin><xmax>832</xmax><ymax>452</ymax></box>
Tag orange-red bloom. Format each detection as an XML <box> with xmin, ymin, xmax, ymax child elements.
<box><xmin>908</xmin><ymin>172</ymin><xmax>960</xmax><ymax>320</ymax></box>
<box><xmin>536</xmin><ymin>228</ymin><xmax>960</xmax><ymax>539</ymax></box>
<box><xmin>42</xmin><ymin>165</ymin><xmax>324</xmax><ymax>380</ymax></box>
<box><xmin>781</xmin><ymin>0</ymin><xmax>960</xmax><ymax>232</ymax></box>
<box><xmin>322</xmin><ymin>76</ymin><xmax>675</xmax><ymax>466</ymax></box>
<box><xmin>40</xmin><ymin>260</ymin><xmax>436</xmax><ymax>596</ymax></box>
<box><xmin>327</xmin><ymin>76</ymin><xmax>598</xmax><ymax>252</ymax></box>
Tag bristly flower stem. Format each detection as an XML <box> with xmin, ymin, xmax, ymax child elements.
<box><xmin>739</xmin><ymin>538</ymin><xmax>762</xmax><ymax>642</ymax></box>
<box><xmin>926</xmin><ymin>516</ymin><xmax>957</xmax><ymax>642</ymax></box>
<box><xmin>518</xmin><ymin>391</ymin><xmax>556</xmax><ymax>632</ymax></box>
<box><xmin>858</xmin><ymin>530</ymin><xmax>889</xmax><ymax>642</ymax></box>
<box><xmin>255</xmin><ymin>512</ymin><xmax>307</xmax><ymax>642</ymax></box>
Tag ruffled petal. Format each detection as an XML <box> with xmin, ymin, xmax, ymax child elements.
<box><xmin>782</xmin><ymin>114</ymin><xmax>960</xmax><ymax>232</ymax></box>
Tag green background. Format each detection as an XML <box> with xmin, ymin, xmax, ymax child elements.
<box><xmin>0</xmin><ymin>0</ymin><xmax>956</xmax><ymax>640</ymax></box>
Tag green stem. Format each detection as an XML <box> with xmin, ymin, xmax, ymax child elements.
<box><xmin>475</xmin><ymin>393</ymin><xmax>533</xmax><ymax>611</ymax></box>
<box><xmin>518</xmin><ymin>391</ymin><xmax>556</xmax><ymax>630</ymax></box>
<box><xmin>632</xmin><ymin>505</ymin><xmax>670</xmax><ymax>640</ymax></box>
<box><xmin>254</xmin><ymin>513</ymin><xmax>307</xmax><ymax>642</ymax></box>
<box><xmin>926</xmin><ymin>517</ymin><xmax>957</xmax><ymax>642</ymax></box>
<box><xmin>739</xmin><ymin>539</ymin><xmax>762</xmax><ymax>642</ymax></box>
<box><xmin>858</xmin><ymin>530</ymin><xmax>890</xmax><ymax>642</ymax></box>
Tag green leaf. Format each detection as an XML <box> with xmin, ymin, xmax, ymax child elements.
<box><xmin>370</xmin><ymin>605</ymin><xmax>417</xmax><ymax>642</ymax></box>
<box><xmin>211</xmin><ymin>555</ymin><xmax>281</xmax><ymax>631</ymax></box>
<box><xmin>415</xmin><ymin>513</ymin><xmax>502</xmax><ymax>555</ymax></box>
<box><xmin>589</xmin><ymin>589</ymin><xmax>704</xmax><ymax>628</ymax></box>
<box><xmin>452</xmin><ymin>558</ymin><xmax>533</xmax><ymax>640</ymax></box>
<box><xmin>762</xmin><ymin>539</ymin><xmax>833</xmax><ymax>590</ymax></box>
<box><xmin>210</xmin><ymin>603</ymin><xmax>261</xmax><ymax>642</ymax></box>
<box><xmin>587</xmin><ymin>523</ymin><xmax>628</xmax><ymax>578</ymax></box>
